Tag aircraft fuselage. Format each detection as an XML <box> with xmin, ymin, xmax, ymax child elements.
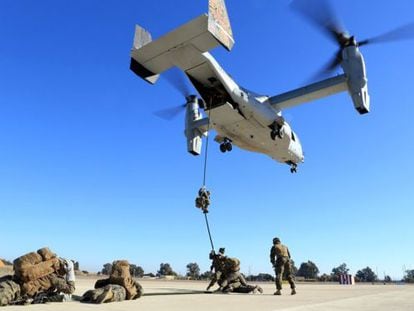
<box><xmin>190</xmin><ymin>52</ymin><xmax>304</xmax><ymax>166</ymax></box>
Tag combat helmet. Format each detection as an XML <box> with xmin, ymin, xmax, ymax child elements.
<box><xmin>273</xmin><ymin>237</ymin><xmax>281</xmax><ymax>244</ymax></box>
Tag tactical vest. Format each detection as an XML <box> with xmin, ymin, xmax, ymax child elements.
<box><xmin>274</xmin><ymin>243</ymin><xmax>289</xmax><ymax>257</ymax></box>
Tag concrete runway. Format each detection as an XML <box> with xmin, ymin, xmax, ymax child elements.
<box><xmin>4</xmin><ymin>277</ymin><xmax>414</xmax><ymax>310</ymax></box>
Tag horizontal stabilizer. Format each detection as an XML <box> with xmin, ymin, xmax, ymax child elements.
<box><xmin>130</xmin><ymin>9</ymin><xmax>234</xmax><ymax>84</ymax></box>
<box><xmin>130</xmin><ymin>25</ymin><xmax>160</xmax><ymax>84</ymax></box>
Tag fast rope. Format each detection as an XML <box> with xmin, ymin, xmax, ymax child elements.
<box><xmin>195</xmin><ymin>98</ymin><xmax>215</xmax><ymax>251</ymax></box>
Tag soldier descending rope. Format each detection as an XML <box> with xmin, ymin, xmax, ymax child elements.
<box><xmin>195</xmin><ymin>186</ymin><xmax>211</xmax><ymax>213</ymax></box>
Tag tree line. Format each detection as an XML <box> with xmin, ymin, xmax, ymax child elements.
<box><xmin>97</xmin><ymin>261</ymin><xmax>414</xmax><ymax>283</ymax></box>
<box><xmin>3</xmin><ymin>256</ymin><xmax>412</xmax><ymax>283</ymax></box>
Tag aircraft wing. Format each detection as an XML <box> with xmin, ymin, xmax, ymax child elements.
<box><xmin>269</xmin><ymin>46</ymin><xmax>371</xmax><ymax>115</ymax></box>
<box><xmin>269</xmin><ymin>75</ymin><xmax>348</xmax><ymax>111</ymax></box>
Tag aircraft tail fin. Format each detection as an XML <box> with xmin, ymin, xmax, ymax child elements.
<box><xmin>208</xmin><ymin>0</ymin><xmax>234</xmax><ymax>51</ymax></box>
<box><xmin>133</xmin><ymin>25</ymin><xmax>153</xmax><ymax>50</ymax></box>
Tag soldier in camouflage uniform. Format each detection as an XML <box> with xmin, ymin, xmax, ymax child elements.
<box><xmin>81</xmin><ymin>284</ymin><xmax>127</xmax><ymax>304</ymax></box>
<box><xmin>81</xmin><ymin>260</ymin><xmax>143</xmax><ymax>304</ymax></box>
<box><xmin>218</xmin><ymin>256</ymin><xmax>263</xmax><ymax>294</ymax></box>
<box><xmin>206</xmin><ymin>248</ymin><xmax>226</xmax><ymax>290</ymax></box>
<box><xmin>0</xmin><ymin>276</ymin><xmax>21</xmax><ymax>306</ymax></box>
<box><xmin>220</xmin><ymin>273</ymin><xmax>263</xmax><ymax>294</ymax></box>
<box><xmin>270</xmin><ymin>237</ymin><xmax>296</xmax><ymax>295</ymax></box>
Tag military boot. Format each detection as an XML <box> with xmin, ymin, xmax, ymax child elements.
<box><xmin>291</xmin><ymin>288</ymin><xmax>296</xmax><ymax>295</ymax></box>
<box><xmin>224</xmin><ymin>286</ymin><xmax>234</xmax><ymax>293</ymax></box>
<box><xmin>256</xmin><ymin>286</ymin><xmax>263</xmax><ymax>294</ymax></box>
<box><xmin>274</xmin><ymin>289</ymin><xmax>281</xmax><ymax>295</ymax></box>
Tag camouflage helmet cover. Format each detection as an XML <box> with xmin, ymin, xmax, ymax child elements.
<box><xmin>273</xmin><ymin>237</ymin><xmax>281</xmax><ymax>244</ymax></box>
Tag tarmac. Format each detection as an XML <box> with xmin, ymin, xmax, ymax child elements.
<box><xmin>3</xmin><ymin>277</ymin><xmax>414</xmax><ymax>311</ymax></box>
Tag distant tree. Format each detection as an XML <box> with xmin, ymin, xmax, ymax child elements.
<box><xmin>144</xmin><ymin>273</ymin><xmax>156</xmax><ymax>278</ymax></box>
<box><xmin>186</xmin><ymin>263</ymin><xmax>200</xmax><ymax>279</ymax></box>
<box><xmin>404</xmin><ymin>270</ymin><xmax>414</xmax><ymax>283</ymax></box>
<box><xmin>331</xmin><ymin>263</ymin><xmax>350</xmax><ymax>281</ymax></box>
<box><xmin>318</xmin><ymin>273</ymin><xmax>332</xmax><ymax>282</ymax></box>
<box><xmin>355</xmin><ymin>267</ymin><xmax>377</xmax><ymax>282</ymax></box>
<box><xmin>200</xmin><ymin>271</ymin><xmax>213</xmax><ymax>280</ymax></box>
<box><xmin>101</xmin><ymin>263</ymin><xmax>112</xmax><ymax>275</ymax></box>
<box><xmin>130</xmin><ymin>264</ymin><xmax>144</xmax><ymax>278</ymax></box>
<box><xmin>384</xmin><ymin>275</ymin><xmax>392</xmax><ymax>283</ymax></box>
<box><xmin>297</xmin><ymin>261</ymin><xmax>319</xmax><ymax>279</ymax></box>
<box><xmin>82</xmin><ymin>270</ymin><xmax>89</xmax><ymax>275</ymax></box>
<box><xmin>247</xmin><ymin>273</ymin><xmax>274</xmax><ymax>282</ymax></box>
<box><xmin>158</xmin><ymin>263</ymin><xmax>176</xmax><ymax>276</ymax></box>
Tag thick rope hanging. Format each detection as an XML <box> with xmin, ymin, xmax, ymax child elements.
<box><xmin>196</xmin><ymin>98</ymin><xmax>215</xmax><ymax>251</ymax></box>
<box><xmin>204</xmin><ymin>213</ymin><xmax>215</xmax><ymax>251</ymax></box>
<box><xmin>202</xmin><ymin>106</ymin><xmax>211</xmax><ymax>187</ymax></box>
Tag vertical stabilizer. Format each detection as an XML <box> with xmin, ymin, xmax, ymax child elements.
<box><xmin>208</xmin><ymin>0</ymin><xmax>235</xmax><ymax>51</ymax></box>
<box><xmin>133</xmin><ymin>25</ymin><xmax>152</xmax><ymax>49</ymax></box>
<box><xmin>130</xmin><ymin>25</ymin><xmax>160</xmax><ymax>84</ymax></box>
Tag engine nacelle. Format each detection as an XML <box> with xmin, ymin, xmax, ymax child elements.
<box><xmin>185</xmin><ymin>96</ymin><xmax>204</xmax><ymax>156</ymax></box>
<box><xmin>341</xmin><ymin>46</ymin><xmax>370</xmax><ymax>114</ymax></box>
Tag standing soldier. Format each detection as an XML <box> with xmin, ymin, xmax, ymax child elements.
<box><xmin>270</xmin><ymin>237</ymin><xmax>296</xmax><ymax>295</ymax></box>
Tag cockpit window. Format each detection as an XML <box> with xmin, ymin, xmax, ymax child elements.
<box><xmin>291</xmin><ymin>132</ymin><xmax>296</xmax><ymax>141</ymax></box>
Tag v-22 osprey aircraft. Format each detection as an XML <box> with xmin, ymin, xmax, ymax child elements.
<box><xmin>129</xmin><ymin>0</ymin><xmax>413</xmax><ymax>173</ymax></box>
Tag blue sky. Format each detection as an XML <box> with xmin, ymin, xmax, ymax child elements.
<box><xmin>1</xmin><ymin>0</ymin><xmax>413</xmax><ymax>280</ymax></box>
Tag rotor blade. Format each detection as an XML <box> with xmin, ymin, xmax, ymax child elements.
<box><xmin>163</xmin><ymin>68</ymin><xmax>192</xmax><ymax>97</ymax></box>
<box><xmin>306</xmin><ymin>50</ymin><xmax>342</xmax><ymax>83</ymax></box>
<box><xmin>154</xmin><ymin>104</ymin><xmax>186</xmax><ymax>121</ymax></box>
<box><xmin>290</xmin><ymin>0</ymin><xmax>346</xmax><ymax>45</ymax></box>
<box><xmin>359</xmin><ymin>22</ymin><xmax>414</xmax><ymax>46</ymax></box>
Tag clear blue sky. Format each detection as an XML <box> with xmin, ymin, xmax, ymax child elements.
<box><xmin>1</xmin><ymin>0</ymin><xmax>413</xmax><ymax>280</ymax></box>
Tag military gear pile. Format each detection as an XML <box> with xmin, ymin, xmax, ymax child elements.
<box><xmin>81</xmin><ymin>260</ymin><xmax>143</xmax><ymax>304</ymax></box>
<box><xmin>0</xmin><ymin>247</ymin><xmax>75</xmax><ymax>306</ymax></box>
<box><xmin>13</xmin><ymin>248</ymin><xmax>74</xmax><ymax>298</ymax></box>
<box><xmin>224</xmin><ymin>257</ymin><xmax>240</xmax><ymax>273</ymax></box>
